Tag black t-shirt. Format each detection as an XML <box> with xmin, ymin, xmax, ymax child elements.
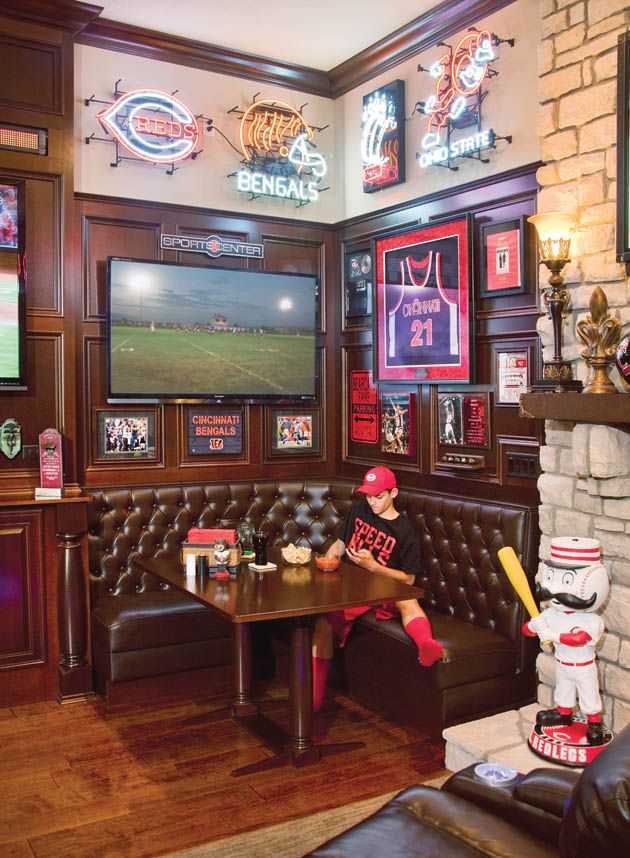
<box><xmin>336</xmin><ymin>498</ymin><xmax>421</xmax><ymax>578</ymax></box>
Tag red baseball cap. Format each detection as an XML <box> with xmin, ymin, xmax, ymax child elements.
<box><xmin>356</xmin><ymin>466</ymin><xmax>397</xmax><ymax>495</ymax></box>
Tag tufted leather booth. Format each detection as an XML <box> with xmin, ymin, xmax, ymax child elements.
<box><xmin>87</xmin><ymin>480</ymin><xmax>539</xmax><ymax>729</ymax></box>
<box><xmin>306</xmin><ymin>724</ymin><xmax>630</xmax><ymax>857</ymax></box>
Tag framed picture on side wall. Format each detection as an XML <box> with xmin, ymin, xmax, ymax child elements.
<box><xmin>345</xmin><ymin>249</ymin><xmax>373</xmax><ymax>320</ymax></box>
<box><xmin>617</xmin><ymin>31</ymin><xmax>630</xmax><ymax>268</ymax></box>
<box><xmin>379</xmin><ymin>390</ymin><xmax>415</xmax><ymax>455</ymax></box>
<box><xmin>479</xmin><ymin>216</ymin><xmax>528</xmax><ymax>297</ymax></box>
<box><xmin>372</xmin><ymin>215</ymin><xmax>473</xmax><ymax>383</ymax></box>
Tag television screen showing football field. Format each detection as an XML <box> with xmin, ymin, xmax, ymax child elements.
<box><xmin>108</xmin><ymin>259</ymin><xmax>317</xmax><ymax>399</ymax></box>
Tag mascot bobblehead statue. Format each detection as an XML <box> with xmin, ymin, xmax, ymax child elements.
<box><xmin>524</xmin><ymin>536</ymin><xmax>612</xmax><ymax>766</ymax></box>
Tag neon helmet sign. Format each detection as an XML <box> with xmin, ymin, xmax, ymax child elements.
<box><xmin>236</xmin><ymin>98</ymin><xmax>327</xmax><ymax>204</ymax></box>
<box><xmin>96</xmin><ymin>88</ymin><xmax>199</xmax><ymax>164</ymax></box>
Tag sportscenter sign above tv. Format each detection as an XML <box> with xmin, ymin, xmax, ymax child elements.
<box><xmin>160</xmin><ymin>233</ymin><xmax>264</xmax><ymax>259</ymax></box>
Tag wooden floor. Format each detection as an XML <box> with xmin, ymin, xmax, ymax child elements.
<box><xmin>0</xmin><ymin>684</ymin><xmax>446</xmax><ymax>858</ymax></box>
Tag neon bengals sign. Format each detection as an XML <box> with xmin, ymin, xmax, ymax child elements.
<box><xmin>236</xmin><ymin>99</ymin><xmax>327</xmax><ymax>203</ymax></box>
<box><xmin>97</xmin><ymin>89</ymin><xmax>199</xmax><ymax>164</ymax></box>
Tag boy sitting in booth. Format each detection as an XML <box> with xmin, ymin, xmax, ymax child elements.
<box><xmin>312</xmin><ymin>466</ymin><xmax>444</xmax><ymax>712</ymax></box>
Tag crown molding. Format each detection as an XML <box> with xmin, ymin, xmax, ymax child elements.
<box><xmin>0</xmin><ymin>0</ymin><xmax>102</xmax><ymax>34</ymax></box>
<box><xmin>10</xmin><ymin>0</ymin><xmax>515</xmax><ymax>96</ymax></box>
<box><xmin>77</xmin><ymin>18</ymin><xmax>332</xmax><ymax>98</ymax></box>
<box><xmin>329</xmin><ymin>0</ymin><xmax>514</xmax><ymax>96</ymax></box>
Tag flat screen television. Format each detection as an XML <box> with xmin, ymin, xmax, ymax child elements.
<box><xmin>106</xmin><ymin>257</ymin><xmax>318</xmax><ymax>403</ymax></box>
<box><xmin>0</xmin><ymin>179</ymin><xmax>26</xmax><ymax>391</ymax></box>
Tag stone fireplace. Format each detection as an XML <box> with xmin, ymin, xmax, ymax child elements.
<box><xmin>445</xmin><ymin>0</ymin><xmax>630</xmax><ymax>770</ymax></box>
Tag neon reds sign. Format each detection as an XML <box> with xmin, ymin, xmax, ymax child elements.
<box><xmin>96</xmin><ymin>89</ymin><xmax>199</xmax><ymax>164</ymax></box>
<box><xmin>234</xmin><ymin>98</ymin><xmax>327</xmax><ymax>205</ymax></box>
<box><xmin>416</xmin><ymin>29</ymin><xmax>512</xmax><ymax>170</ymax></box>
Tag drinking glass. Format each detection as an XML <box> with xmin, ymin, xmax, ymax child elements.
<box><xmin>252</xmin><ymin>532</ymin><xmax>268</xmax><ymax>565</ymax></box>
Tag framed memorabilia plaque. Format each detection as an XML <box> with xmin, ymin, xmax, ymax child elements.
<box><xmin>496</xmin><ymin>350</ymin><xmax>529</xmax><ymax>404</ymax></box>
<box><xmin>373</xmin><ymin>215</ymin><xmax>473</xmax><ymax>383</ymax></box>
<box><xmin>187</xmin><ymin>407</ymin><xmax>243</xmax><ymax>455</ymax></box>
<box><xmin>95</xmin><ymin>408</ymin><xmax>159</xmax><ymax>462</ymax></box>
<box><xmin>345</xmin><ymin>249</ymin><xmax>372</xmax><ymax>319</ymax></box>
<box><xmin>479</xmin><ymin>216</ymin><xmax>527</xmax><ymax>297</ymax></box>
<box><xmin>380</xmin><ymin>390</ymin><xmax>415</xmax><ymax>455</ymax></box>
<box><xmin>437</xmin><ymin>392</ymin><xmax>490</xmax><ymax>448</ymax></box>
<box><xmin>361</xmin><ymin>79</ymin><xmax>406</xmax><ymax>193</ymax></box>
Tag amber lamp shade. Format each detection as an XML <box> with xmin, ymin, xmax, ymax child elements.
<box><xmin>526</xmin><ymin>211</ymin><xmax>582</xmax><ymax>392</ymax></box>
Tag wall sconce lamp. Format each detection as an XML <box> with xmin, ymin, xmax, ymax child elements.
<box><xmin>527</xmin><ymin>211</ymin><xmax>583</xmax><ymax>392</ymax></box>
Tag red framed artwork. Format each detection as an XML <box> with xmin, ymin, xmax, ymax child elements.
<box><xmin>372</xmin><ymin>215</ymin><xmax>473</xmax><ymax>383</ymax></box>
<box><xmin>479</xmin><ymin>216</ymin><xmax>527</xmax><ymax>297</ymax></box>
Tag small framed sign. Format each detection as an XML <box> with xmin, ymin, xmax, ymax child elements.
<box><xmin>380</xmin><ymin>390</ymin><xmax>415</xmax><ymax>455</ymax></box>
<box><xmin>496</xmin><ymin>350</ymin><xmax>529</xmax><ymax>404</ymax></box>
<box><xmin>269</xmin><ymin>409</ymin><xmax>320</xmax><ymax>455</ymax></box>
<box><xmin>188</xmin><ymin>407</ymin><xmax>243</xmax><ymax>455</ymax></box>
<box><xmin>345</xmin><ymin>250</ymin><xmax>372</xmax><ymax>320</ymax></box>
<box><xmin>94</xmin><ymin>408</ymin><xmax>159</xmax><ymax>462</ymax></box>
<box><xmin>437</xmin><ymin>392</ymin><xmax>490</xmax><ymax>449</ymax></box>
<box><xmin>479</xmin><ymin>217</ymin><xmax>527</xmax><ymax>297</ymax></box>
<box><xmin>362</xmin><ymin>80</ymin><xmax>406</xmax><ymax>193</ymax></box>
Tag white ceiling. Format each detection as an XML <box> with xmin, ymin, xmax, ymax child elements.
<box><xmin>97</xmin><ymin>0</ymin><xmax>438</xmax><ymax>70</ymax></box>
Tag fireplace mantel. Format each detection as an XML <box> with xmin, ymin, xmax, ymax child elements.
<box><xmin>520</xmin><ymin>392</ymin><xmax>630</xmax><ymax>427</ymax></box>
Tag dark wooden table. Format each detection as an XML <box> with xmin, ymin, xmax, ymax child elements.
<box><xmin>133</xmin><ymin>549</ymin><xmax>424</xmax><ymax>776</ymax></box>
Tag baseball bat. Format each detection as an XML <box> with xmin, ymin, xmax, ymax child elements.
<box><xmin>497</xmin><ymin>546</ymin><xmax>539</xmax><ymax>619</ymax></box>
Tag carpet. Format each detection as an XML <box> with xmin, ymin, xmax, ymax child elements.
<box><xmin>166</xmin><ymin>773</ymin><xmax>450</xmax><ymax>858</ymax></box>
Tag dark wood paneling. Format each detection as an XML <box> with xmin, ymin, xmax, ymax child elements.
<box><xmin>0</xmin><ymin>34</ymin><xmax>61</xmax><ymax>112</ymax></box>
<box><xmin>76</xmin><ymin>197</ymin><xmax>338</xmax><ymax>488</ymax></box>
<box><xmin>0</xmin><ymin>508</ymin><xmax>45</xmax><ymax>669</ymax></box>
<box><xmin>25</xmin><ymin>174</ymin><xmax>62</xmax><ymax>315</ymax></box>
<box><xmin>336</xmin><ymin>165</ymin><xmax>541</xmax><ymax>505</ymax></box>
<box><xmin>0</xmin><ymin>2</ymin><xmax>102</xmax><ymax>34</ymax></box>
<box><xmin>82</xmin><ymin>215</ymin><xmax>161</xmax><ymax>320</ymax></box>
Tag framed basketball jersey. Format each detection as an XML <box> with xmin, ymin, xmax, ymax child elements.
<box><xmin>372</xmin><ymin>215</ymin><xmax>473</xmax><ymax>382</ymax></box>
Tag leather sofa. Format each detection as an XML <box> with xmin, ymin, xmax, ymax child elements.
<box><xmin>306</xmin><ymin>724</ymin><xmax>630</xmax><ymax>857</ymax></box>
<box><xmin>87</xmin><ymin>480</ymin><xmax>539</xmax><ymax>731</ymax></box>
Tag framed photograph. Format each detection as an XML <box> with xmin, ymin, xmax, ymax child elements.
<box><xmin>380</xmin><ymin>390</ymin><xmax>415</xmax><ymax>455</ymax></box>
<box><xmin>372</xmin><ymin>215</ymin><xmax>473</xmax><ymax>383</ymax></box>
<box><xmin>496</xmin><ymin>350</ymin><xmax>529</xmax><ymax>405</ymax></box>
<box><xmin>0</xmin><ymin>183</ymin><xmax>19</xmax><ymax>250</ymax></box>
<box><xmin>617</xmin><ymin>32</ymin><xmax>630</xmax><ymax>268</ymax></box>
<box><xmin>361</xmin><ymin>79</ymin><xmax>406</xmax><ymax>193</ymax></box>
<box><xmin>479</xmin><ymin>216</ymin><xmax>527</xmax><ymax>297</ymax></box>
<box><xmin>94</xmin><ymin>408</ymin><xmax>159</xmax><ymax>462</ymax></box>
<box><xmin>437</xmin><ymin>392</ymin><xmax>490</xmax><ymax>449</ymax></box>
<box><xmin>345</xmin><ymin>249</ymin><xmax>372</xmax><ymax>319</ymax></box>
<box><xmin>270</xmin><ymin>409</ymin><xmax>320</xmax><ymax>454</ymax></box>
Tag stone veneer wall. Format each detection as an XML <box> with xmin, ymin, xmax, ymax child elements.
<box><xmin>535</xmin><ymin>0</ymin><xmax>630</xmax><ymax>732</ymax></box>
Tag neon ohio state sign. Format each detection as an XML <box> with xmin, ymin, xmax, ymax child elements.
<box><xmin>96</xmin><ymin>89</ymin><xmax>199</xmax><ymax>164</ymax></box>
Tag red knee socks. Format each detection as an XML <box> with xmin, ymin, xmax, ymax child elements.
<box><xmin>404</xmin><ymin>617</ymin><xmax>444</xmax><ymax>667</ymax></box>
<box><xmin>313</xmin><ymin>657</ymin><xmax>331</xmax><ymax>712</ymax></box>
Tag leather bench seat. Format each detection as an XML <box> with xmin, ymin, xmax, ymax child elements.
<box><xmin>87</xmin><ymin>480</ymin><xmax>539</xmax><ymax>727</ymax></box>
<box><xmin>356</xmin><ymin>610</ymin><xmax>517</xmax><ymax>689</ymax></box>
<box><xmin>91</xmin><ymin>591</ymin><xmax>231</xmax><ymax>652</ymax></box>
